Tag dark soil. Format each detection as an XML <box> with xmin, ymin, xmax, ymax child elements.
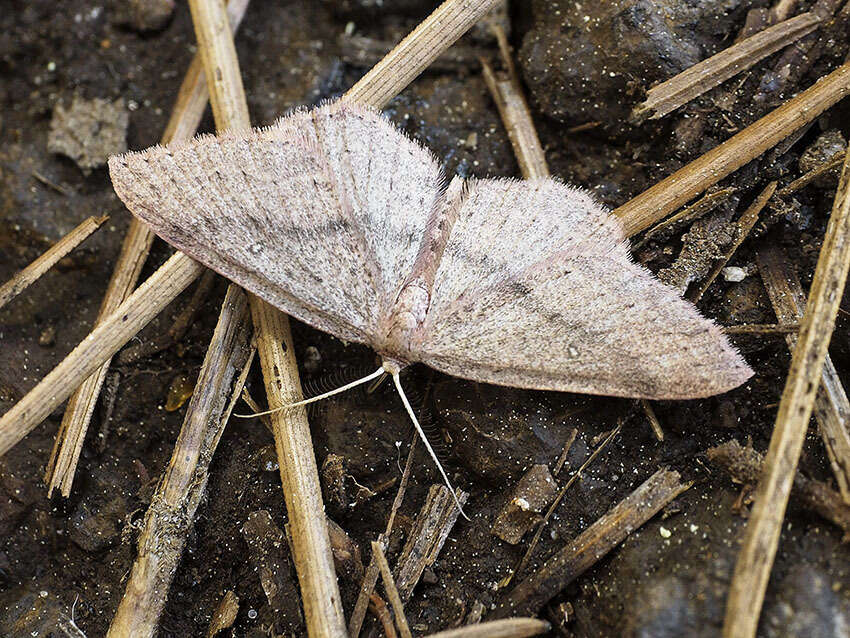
<box><xmin>2</xmin><ymin>1</ymin><xmax>850</xmax><ymax>636</ymax></box>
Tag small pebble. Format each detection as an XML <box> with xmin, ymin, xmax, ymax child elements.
<box><xmin>38</xmin><ymin>325</ymin><xmax>56</xmax><ymax>347</ymax></box>
<box><xmin>303</xmin><ymin>346</ymin><xmax>321</xmax><ymax>374</ymax></box>
<box><xmin>165</xmin><ymin>374</ymin><xmax>194</xmax><ymax>412</ymax></box>
<box><xmin>254</xmin><ymin>445</ymin><xmax>280</xmax><ymax>472</ymax></box>
<box><xmin>722</xmin><ymin>266</ymin><xmax>747</xmax><ymax>282</ymax></box>
<box><xmin>659</xmin><ymin>526</ymin><xmax>672</xmax><ymax>538</ymax></box>
<box><xmin>422</xmin><ymin>567</ymin><xmax>438</xmax><ymax>585</ymax></box>
<box><xmin>111</xmin><ymin>0</ymin><xmax>175</xmax><ymax>32</ymax></box>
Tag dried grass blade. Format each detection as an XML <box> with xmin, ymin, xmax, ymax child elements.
<box><xmin>757</xmin><ymin>243</ymin><xmax>850</xmax><ymax>502</ymax></box>
<box><xmin>723</xmin><ymin>146</ymin><xmax>850</xmax><ymax>638</ymax></box>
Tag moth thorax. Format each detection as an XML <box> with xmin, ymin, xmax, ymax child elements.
<box><xmin>384</xmin><ymin>280</ymin><xmax>430</xmax><ymax>357</ymax></box>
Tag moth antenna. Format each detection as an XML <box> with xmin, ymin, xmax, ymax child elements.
<box><xmin>234</xmin><ymin>367</ymin><xmax>385</xmax><ymax>418</ymax></box>
<box><xmin>392</xmin><ymin>373</ymin><xmax>470</xmax><ymax>521</ymax></box>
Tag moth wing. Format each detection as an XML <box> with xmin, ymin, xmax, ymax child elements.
<box><xmin>108</xmin><ymin>102</ymin><xmax>444</xmax><ymax>347</ymax></box>
<box><xmin>414</xmin><ymin>178</ymin><xmax>752</xmax><ymax>399</ymax></box>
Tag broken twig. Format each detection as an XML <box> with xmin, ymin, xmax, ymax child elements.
<box><xmin>553</xmin><ymin>428</ymin><xmax>577</xmax><ymax>476</ymax></box>
<box><xmin>641</xmin><ymin>399</ymin><xmax>665</xmax><ymax>441</ymax></box>
<box><xmin>481</xmin><ymin>54</ymin><xmax>548</xmax><ymax>179</ymax></box>
<box><xmin>348</xmin><ymin>437</ymin><xmax>419</xmax><ymax>638</ymax></box>
<box><xmin>394</xmin><ymin>485</ymin><xmax>469</xmax><ymax>604</ymax></box>
<box><xmin>107</xmin><ymin>287</ymin><xmax>253</xmax><ymax>638</ymax></box>
<box><xmin>369</xmin><ymin>593</ymin><xmax>398</xmax><ymax>638</ymax></box>
<box><xmin>351</xmin><ymin>551</ymin><xmax>384</xmax><ymax>638</ymax></box>
<box><xmin>722</xmin><ymin>322</ymin><xmax>799</xmax><ymax>334</ymax></box>
<box><xmin>0</xmin><ymin>215</ymin><xmax>107</xmax><ymax>311</ymax></box>
<box><xmin>633</xmin><ymin>187</ymin><xmax>736</xmax><ymax>249</ymax></box>
<box><xmin>776</xmin><ymin>150</ymin><xmax>845</xmax><ymax>197</ymax></box>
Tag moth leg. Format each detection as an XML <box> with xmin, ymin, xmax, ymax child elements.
<box><xmin>234</xmin><ymin>367</ymin><xmax>385</xmax><ymax>417</ymax></box>
<box><xmin>366</xmin><ymin>372</ymin><xmax>389</xmax><ymax>394</ymax></box>
<box><xmin>392</xmin><ymin>372</ymin><xmax>470</xmax><ymax>520</ymax></box>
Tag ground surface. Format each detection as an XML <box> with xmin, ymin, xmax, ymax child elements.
<box><xmin>2</xmin><ymin>1</ymin><xmax>850</xmax><ymax>636</ymax></box>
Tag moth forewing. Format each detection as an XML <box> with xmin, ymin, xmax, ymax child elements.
<box><xmin>109</xmin><ymin>99</ymin><xmax>753</xmax><ymax>509</ymax></box>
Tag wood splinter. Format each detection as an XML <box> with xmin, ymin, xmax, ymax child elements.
<box><xmin>424</xmin><ymin>618</ymin><xmax>550</xmax><ymax>638</ymax></box>
<box><xmin>631</xmin><ymin>11</ymin><xmax>823</xmax><ymax>122</ymax></box>
<box><xmin>491</xmin><ymin>468</ymin><xmax>692</xmax><ymax>618</ymax></box>
<box><xmin>206</xmin><ymin>590</ymin><xmax>240</xmax><ymax>638</ymax></box>
<box><xmin>395</xmin><ymin>485</ymin><xmax>470</xmax><ymax>604</ymax></box>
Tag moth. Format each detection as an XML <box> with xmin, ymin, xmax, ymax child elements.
<box><xmin>109</xmin><ymin>101</ymin><xmax>752</xmax><ymax>509</ymax></box>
